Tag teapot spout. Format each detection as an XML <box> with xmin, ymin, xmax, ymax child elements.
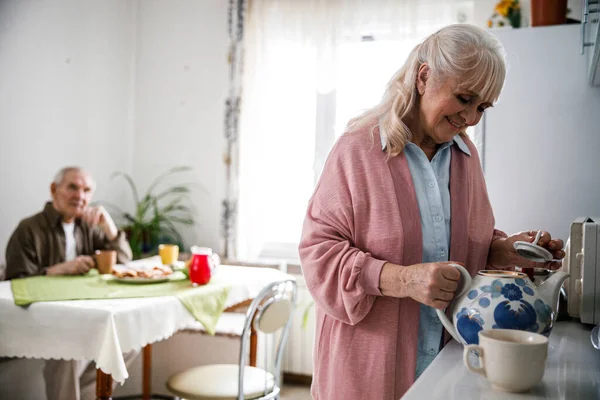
<box><xmin>537</xmin><ymin>271</ymin><xmax>570</xmax><ymax>314</ymax></box>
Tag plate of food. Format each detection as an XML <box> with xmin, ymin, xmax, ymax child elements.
<box><xmin>114</xmin><ymin>276</ymin><xmax>171</xmax><ymax>284</ymax></box>
<box><xmin>111</xmin><ymin>256</ymin><xmax>174</xmax><ymax>284</ymax></box>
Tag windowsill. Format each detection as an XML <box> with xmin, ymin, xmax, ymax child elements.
<box><xmin>222</xmin><ymin>258</ymin><xmax>303</xmax><ymax>275</ymax></box>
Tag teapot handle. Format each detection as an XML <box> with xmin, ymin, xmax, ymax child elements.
<box><xmin>435</xmin><ymin>263</ymin><xmax>472</xmax><ymax>344</ymax></box>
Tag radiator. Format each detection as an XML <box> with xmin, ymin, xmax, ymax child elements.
<box><xmin>282</xmin><ymin>273</ymin><xmax>315</xmax><ymax>376</ymax></box>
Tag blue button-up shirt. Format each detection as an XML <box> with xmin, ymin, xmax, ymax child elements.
<box><xmin>382</xmin><ymin>134</ymin><xmax>471</xmax><ymax>379</ymax></box>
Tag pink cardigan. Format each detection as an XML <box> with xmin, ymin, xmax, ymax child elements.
<box><xmin>299</xmin><ymin>127</ymin><xmax>504</xmax><ymax>399</ymax></box>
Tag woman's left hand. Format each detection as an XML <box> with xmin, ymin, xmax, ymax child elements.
<box><xmin>488</xmin><ymin>230</ymin><xmax>565</xmax><ymax>270</ymax></box>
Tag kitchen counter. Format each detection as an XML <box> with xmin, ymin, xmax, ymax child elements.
<box><xmin>402</xmin><ymin>321</ymin><xmax>600</xmax><ymax>399</ymax></box>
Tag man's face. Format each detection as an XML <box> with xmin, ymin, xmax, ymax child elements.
<box><xmin>51</xmin><ymin>170</ymin><xmax>94</xmax><ymax>222</ymax></box>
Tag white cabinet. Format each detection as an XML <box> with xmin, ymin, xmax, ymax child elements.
<box><xmin>583</xmin><ymin>0</ymin><xmax>600</xmax><ymax>85</ymax></box>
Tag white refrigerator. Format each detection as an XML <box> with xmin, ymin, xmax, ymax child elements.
<box><xmin>483</xmin><ymin>24</ymin><xmax>600</xmax><ymax>242</ymax></box>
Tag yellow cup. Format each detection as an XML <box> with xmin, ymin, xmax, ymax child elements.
<box><xmin>158</xmin><ymin>244</ymin><xmax>179</xmax><ymax>265</ymax></box>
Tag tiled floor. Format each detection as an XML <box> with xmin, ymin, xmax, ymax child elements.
<box><xmin>280</xmin><ymin>383</ymin><xmax>312</xmax><ymax>400</ymax></box>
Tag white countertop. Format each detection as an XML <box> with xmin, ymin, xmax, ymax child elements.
<box><xmin>402</xmin><ymin>321</ymin><xmax>600</xmax><ymax>399</ymax></box>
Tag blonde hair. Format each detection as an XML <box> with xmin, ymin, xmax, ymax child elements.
<box><xmin>347</xmin><ymin>24</ymin><xmax>507</xmax><ymax>157</ymax></box>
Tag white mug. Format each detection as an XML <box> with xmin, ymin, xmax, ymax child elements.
<box><xmin>463</xmin><ymin>329</ymin><xmax>548</xmax><ymax>393</ymax></box>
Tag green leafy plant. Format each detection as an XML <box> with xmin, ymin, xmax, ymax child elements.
<box><xmin>102</xmin><ymin>166</ymin><xmax>196</xmax><ymax>259</ymax></box>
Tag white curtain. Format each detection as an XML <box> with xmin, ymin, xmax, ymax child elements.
<box><xmin>236</xmin><ymin>0</ymin><xmax>475</xmax><ymax>262</ymax></box>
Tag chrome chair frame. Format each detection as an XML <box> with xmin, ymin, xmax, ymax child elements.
<box><xmin>237</xmin><ymin>279</ymin><xmax>297</xmax><ymax>400</ymax></box>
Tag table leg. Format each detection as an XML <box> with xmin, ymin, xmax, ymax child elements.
<box><xmin>143</xmin><ymin>344</ymin><xmax>152</xmax><ymax>400</ymax></box>
<box><xmin>250</xmin><ymin>325</ymin><xmax>257</xmax><ymax>367</ymax></box>
<box><xmin>96</xmin><ymin>369</ymin><xmax>113</xmax><ymax>400</ymax></box>
<box><xmin>225</xmin><ymin>298</ymin><xmax>258</xmax><ymax>367</ymax></box>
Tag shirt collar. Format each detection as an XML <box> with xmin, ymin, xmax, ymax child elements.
<box><xmin>380</xmin><ymin>133</ymin><xmax>471</xmax><ymax>156</ymax></box>
<box><xmin>42</xmin><ymin>202</ymin><xmax>81</xmax><ymax>227</ymax></box>
<box><xmin>43</xmin><ymin>202</ymin><xmax>63</xmax><ymax>227</ymax></box>
<box><xmin>452</xmin><ymin>134</ymin><xmax>471</xmax><ymax>156</ymax></box>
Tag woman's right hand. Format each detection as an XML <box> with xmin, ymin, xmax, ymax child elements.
<box><xmin>379</xmin><ymin>261</ymin><xmax>462</xmax><ymax>309</ymax></box>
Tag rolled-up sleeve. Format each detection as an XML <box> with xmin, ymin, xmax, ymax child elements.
<box><xmin>486</xmin><ymin>228</ymin><xmax>511</xmax><ymax>270</ymax></box>
<box><xmin>300</xmin><ymin>200</ymin><xmax>386</xmax><ymax>326</ymax></box>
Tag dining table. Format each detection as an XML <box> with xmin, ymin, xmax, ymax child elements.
<box><xmin>0</xmin><ymin>264</ymin><xmax>295</xmax><ymax>400</ymax></box>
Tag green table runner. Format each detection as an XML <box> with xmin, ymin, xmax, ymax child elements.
<box><xmin>10</xmin><ymin>271</ymin><xmax>230</xmax><ymax>335</ymax></box>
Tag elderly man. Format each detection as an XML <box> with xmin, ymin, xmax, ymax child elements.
<box><xmin>4</xmin><ymin>166</ymin><xmax>136</xmax><ymax>400</ymax></box>
<box><xmin>6</xmin><ymin>166</ymin><xmax>132</xmax><ymax>278</ymax></box>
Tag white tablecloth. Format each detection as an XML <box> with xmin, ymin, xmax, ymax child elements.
<box><xmin>0</xmin><ymin>265</ymin><xmax>293</xmax><ymax>383</ymax></box>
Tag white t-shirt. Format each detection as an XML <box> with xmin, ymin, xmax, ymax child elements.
<box><xmin>62</xmin><ymin>222</ymin><xmax>77</xmax><ymax>261</ymax></box>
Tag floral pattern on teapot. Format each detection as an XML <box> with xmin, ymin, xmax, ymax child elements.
<box><xmin>455</xmin><ymin>277</ymin><xmax>554</xmax><ymax>345</ymax></box>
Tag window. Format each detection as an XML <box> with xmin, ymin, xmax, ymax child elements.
<box><xmin>236</xmin><ymin>1</ymin><xmax>476</xmax><ymax>263</ymax></box>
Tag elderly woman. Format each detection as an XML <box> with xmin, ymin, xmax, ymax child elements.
<box><xmin>299</xmin><ymin>24</ymin><xmax>565</xmax><ymax>400</ymax></box>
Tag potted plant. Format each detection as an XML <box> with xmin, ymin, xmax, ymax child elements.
<box><xmin>488</xmin><ymin>0</ymin><xmax>522</xmax><ymax>29</ymax></box>
<box><xmin>102</xmin><ymin>166</ymin><xmax>197</xmax><ymax>259</ymax></box>
<box><xmin>530</xmin><ymin>0</ymin><xmax>568</xmax><ymax>27</ymax></box>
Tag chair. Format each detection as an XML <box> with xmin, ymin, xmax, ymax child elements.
<box><xmin>166</xmin><ymin>279</ymin><xmax>297</xmax><ymax>400</ymax></box>
<box><xmin>113</xmin><ymin>308</ymin><xmax>256</xmax><ymax>400</ymax></box>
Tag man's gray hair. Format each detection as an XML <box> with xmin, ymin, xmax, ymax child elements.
<box><xmin>53</xmin><ymin>166</ymin><xmax>96</xmax><ymax>189</ymax></box>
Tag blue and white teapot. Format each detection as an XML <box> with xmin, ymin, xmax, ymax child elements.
<box><xmin>436</xmin><ymin>265</ymin><xmax>569</xmax><ymax>345</ymax></box>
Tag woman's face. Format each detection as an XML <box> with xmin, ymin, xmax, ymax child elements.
<box><xmin>416</xmin><ymin>65</ymin><xmax>492</xmax><ymax>144</ymax></box>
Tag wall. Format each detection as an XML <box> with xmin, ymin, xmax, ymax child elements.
<box><xmin>0</xmin><ymin>0</ymin><xmax>137</xmax><ymax>263</ymax></box>
<box><xmin>0</xmin><ymin>0</ymin><xmax>229</xmax><ymax>262</ymax></box>
<box><xmin>485</xmin><ymin>24</ymin><xmax>600</xmax><ymax>242</ymax></box>
<box><xmin>131</xmin><ymin>0</ymin><xmax>229</xmax><ymax>254</ymax></box>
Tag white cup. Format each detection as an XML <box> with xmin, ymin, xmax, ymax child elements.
<box><xmin>463</xmin><ymin>329</ymin><xmax>548</xmax><ymax>393</ymax></box>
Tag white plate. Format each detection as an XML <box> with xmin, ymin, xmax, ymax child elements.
<box><xmin>113</xmin><ymin>276</ymin><xmax>171</xmax><ymax>284</ymax></box>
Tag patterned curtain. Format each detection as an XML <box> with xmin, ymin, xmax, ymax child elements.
<box><xmin>221</xmin><ymin>0</ymin><xmax>246</xmax><ymax>259</ymax></box>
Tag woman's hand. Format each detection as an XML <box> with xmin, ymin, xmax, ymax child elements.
<box><xmin>379</xmin><ymin>262</ymin><xmax>462</xmax><ymax>309</ymax></box>
<box><xmin>488</xmin><ymin>230</ymin><xmax>565</xmax><ymax>270</ymax></box>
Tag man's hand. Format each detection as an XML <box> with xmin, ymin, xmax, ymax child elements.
<box><xmin>82</xmin><ymin>205</ymin><xmax>119</xmax><ymax>240</ymax></box>
<box><xmin>47</xmin><ymin>256</ymin><xmax>95</xmax><ymax>276</ymax></box>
